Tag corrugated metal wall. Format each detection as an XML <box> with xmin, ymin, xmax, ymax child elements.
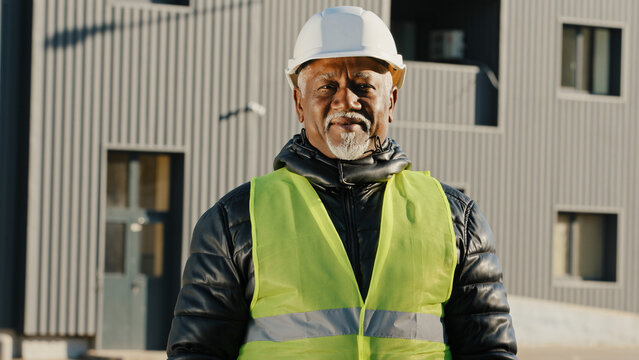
<box><xmin>25</xmin><ymin>0</ymin><xmax>386</xmax><ymax>337</ymax></box>
<box><xmin>23</xmin><ymin>0</ymin><xmax>639</xmax><ymax>337</ymax></box>
<box><xmin>394</xmin><ymin>61</ymin><xmax>479</xmax><ymax>127</ymax></box>
<box><xmin>393</xmin><ymin>0</ymin><xmax>639</xmax><ymax>314</ymax></box>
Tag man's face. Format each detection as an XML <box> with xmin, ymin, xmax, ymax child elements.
<box><xmin>293</xmin><ymin>57</ymin><xmax>398</xmax><ymax>160</ymax></box>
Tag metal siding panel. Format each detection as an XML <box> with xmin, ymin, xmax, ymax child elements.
<box><xmin>183</xmin><ymin>0</ymin><xmax>196</xmax><ymax>243</ymax></box>
<box><xmin>176</xmin><ymin>13</ymin><xmax>186</xmax><ymax>147</ymax></box>
<box><xmin>181</xmin><ymin>2</ymin><xmax>195</xmax><ymax>263</ymax></box>
<box><xmin>77</xmin><ymin>0</ymin><xmax>95</xmax><ymax>334</ymax></box>
<box><xmin>236</xmin><ymin>0</ymin><xmax>249</xmax><ymax>184</ymax></box>
<box><xmin>67</xmin><ymin>0</ymin><xmax>84</xmax><ymax>335</ymax></box>
<box><xmin>25</xmin><ymin>0</ymin><xmax>47</xmax><ymax>335</ymax></box>
<box><xmin>138</xmin><ymin>10</ymin><xmax>148</xmax><ymax>145</ymax></box>
<box><xmin>625</xmin><ymin>0</ymin><xmax>637</xmax><ymax>313</ymax></box>
<box><xmin>92</xmin><ymin>0</ymin><xmax>111</xmax><ymax>335</ymax></box>
<box><xmin>630</xmin><ymin>0</ymin><xmax>639</xmax><ymax>313</ymax></box>
<box><xmin>167</xmin><ymin>13</ymin><xmax>177</xmax><ymax>146</ymax></box>
<box><xmin>47</xmin><ymin>0</ymin><xmax>66</xmax><ymax>335</ymax></box>
<box><xmin>257</xmin><ymin>0</ymin><xmax>272</xmax><ymax>177</ymax></box>
<box><xmin>157</xmin><ymin>10</ymin><xmax>168</xmax><ymax>145</ymax></box>
<box><xmin>530</xmin><ymin>0</ymin><xmax>544</xmax><ymax>298</ymax></box>
<box><xmin>207</xmin><ymin>0</ymin><xmax>222</xmax><ymax>205</ymax></box>
<box><xmin>200</xmin><ymin>2</ymin><xmax>213</xmax><ymax>204</ymax></box>
<box><xmin>119</xmin><ymin>8</ymin><xmax>130</xmax><ymax>144</ymax></box>
<box><xmin>57</xmin><ymin>0</ymin><xmax>76</xmax><ymax>334</ymax></box>
<box><xmin>147</xmin><ymin>10</ymin><xmax>158</xmax><ymax>145</ymax></box>
<box><xmin>110</xmin><ymin>6</ymin><xmax>120</xmax><ymax>143</ymax></box>
<box><xmin>192</xmin><ymin>0</ymin><xmax>205</xmax><ymax>211</ymax></box>
<box><xmin>395</xmin><ymin>62</ymin><xmax>478</xmax><ymax>127</ymax></box>
<box><xmin>227</xmin><ymin>0</ymin><xmax>239</xmax><ymax>194</ymax></box>
<box><xmin>129</xmin><ymin>9</ymin><xmax>141</xmax><ymax>145</ymax></box>
<box><xmin>246</xmin><ymin>1</ymin><xmax>262</xmax><ymax>180</ymax></box>
<box><xmin>216</xmin><ymin>0</ymin><xmax>229</xmax><ymax>199</ymax></box>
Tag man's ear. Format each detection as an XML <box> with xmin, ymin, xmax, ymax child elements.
<box><xmin>293</xmin><ymin>88</ymin><xmax>304</xmax><ymax>123</ymax></box>
<box><xmin>388</xmin><ymin>86</ymin><xmax>398</xmax><ymax>123</ymax></box>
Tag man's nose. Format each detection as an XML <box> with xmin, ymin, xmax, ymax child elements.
<box><xmin>331</xmin><ymin>86</ymin><xmax>361</xmax><ymax>111</ymax></box>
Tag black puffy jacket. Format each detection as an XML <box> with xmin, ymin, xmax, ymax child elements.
<box><xmin>167</xmin><ymin>134</ymin><xmax>518</xmax><ymax>359</ymax></box>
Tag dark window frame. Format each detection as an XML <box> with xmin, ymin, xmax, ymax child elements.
<box><xmin>560</xmin><ymin>23</ymin><xmax>622</xmax><ymax>96</ymax></box>
<box><xmin>553</xmin><ymin>210</ymin><xmax>618</xmax><ymax>283</ymax></box>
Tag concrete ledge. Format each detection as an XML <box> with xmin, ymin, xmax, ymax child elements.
<box><xmin>0</xmin><ymin>333</ymin><xmax>14</xmax><ymax>360</ymax></box>
<box><xmin>509</xmin><ymin>295</ymin><xmax>639</xmax><ymax>346</ymax></box>
<box><xmin>21</xmin><ymin>337</ymin><xmax>88</xmax><ymax>359</ymax></box>
<box><xmin>518</xmin><ymin>345</ymin><xmax>639</xmax><ymax>360</ymax></box>
<box><xmin>81</xmin><ymin>350</ymin><xmax>165</xmax><ymax>360</ymax></box>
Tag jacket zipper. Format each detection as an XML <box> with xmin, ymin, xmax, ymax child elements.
<box><xmin>343</xmin><ymin>186</ymin><xmax>362</xmax><ymax>292</ymax></box>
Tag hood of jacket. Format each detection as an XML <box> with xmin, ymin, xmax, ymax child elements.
<box><xmin>273</xmin><ymin>131</ymin><xmax>411</xmax><ymax>188</ymax></box>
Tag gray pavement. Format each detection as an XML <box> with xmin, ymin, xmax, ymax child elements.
<box><xmin>517</xmin><ymin>346</ymin><xmax>639</xmax><ymax>360</ymax></box>
<box><xmin>80</xmin><ymin>350</ymin><xmax>166</xmax><ymax>360</ymax></box>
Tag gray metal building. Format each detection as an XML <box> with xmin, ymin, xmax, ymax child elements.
<box><xmin>1</xmin><ymin>0</ymin><xmax>637</xmax><ymax>353</ymax></box>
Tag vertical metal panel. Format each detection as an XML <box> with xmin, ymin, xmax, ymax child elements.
<box><xmin>395</xmin><ymin>62</ymin><xmax>478</xmax><ymax>126</ymax></box>
<box><xmin>25</xmin><ymin>0</ymin><xmax>47</xmax><ymax>334</ymax></box>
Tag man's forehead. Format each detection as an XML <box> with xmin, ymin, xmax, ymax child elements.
<box><xmin>315</xmin><ymin>71</ymin><xmax>373</xmax><ymax>81</ymax></box>
<box><xmin>304</xmin><ymin>57</ymin><xmax>389</xmax><ymax>78</ymax></box>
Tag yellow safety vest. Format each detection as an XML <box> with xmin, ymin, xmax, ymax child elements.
<box><xmin>239</xmin><ymin>168</ymin><xmax>456</xmax><ymax>360</ymax></box>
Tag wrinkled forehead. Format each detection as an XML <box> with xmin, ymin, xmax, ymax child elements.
<box><xmin>296</xmin><ymin>56</ymin><xmax>390</xmax><ymax>75</ymax></box>
<box><xmin>294</xmin><ymin>56</ymin><xmax>391</xmax><ymax>88</ymax></box>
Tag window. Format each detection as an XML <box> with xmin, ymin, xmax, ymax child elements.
<box><xmin>553</xmin><ymin>211</ymin><xmax>617</xmax><ymax>282</ymax></box>
<box><xmin>391</xmin><ymin>0</ymin><xmax>500</xmax><ymax>126</ymax></box>
<box><xmin>561</xmin><ymin>24</ymin><xmax>621</xmax><ymax>96</ymax></box>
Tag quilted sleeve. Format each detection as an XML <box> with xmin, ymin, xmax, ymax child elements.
<box><xmin>167</xmin><ymin>184</ymin><xmax>253</xmax><ymax>360</ymax></box>
<box><xmin>443</xmin><ymin>190</ymin><xmax>518</xmax><ymax>359</ymax></box>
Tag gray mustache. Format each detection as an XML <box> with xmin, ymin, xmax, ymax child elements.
<box><xmin>324</xmin><ymin>112</ymin><xmax>371</xmax><ymax>132</ymax></box>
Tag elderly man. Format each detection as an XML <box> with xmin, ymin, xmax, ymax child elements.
<box><xmin>167</xmin><ymin>6</ymin><xmax>517</xmax><ymax>360</ymax></box>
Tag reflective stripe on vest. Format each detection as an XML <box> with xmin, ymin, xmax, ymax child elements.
<box><xmin>245</xmin><ymin>307</ymin><xmax>446</xmax><ymax>343</ymax></box>
<box><xmin>240</xmin><ymin>168</ymin><xmax>456</xmax><ymax>360</ymax></box>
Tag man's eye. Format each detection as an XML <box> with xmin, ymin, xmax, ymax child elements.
<box><xmin>356</xmin><ymin>83</ymin><xmax>373</xmax><ymax>90</ymax></box>
<box><xmin>318</xmin><ymin>84</ymin><xmax>336</xmax><ymax>92</ymax></box>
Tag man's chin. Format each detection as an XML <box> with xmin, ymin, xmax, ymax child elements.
<box><xmin>326</xmin><ymin>127</ymin><xmax>368</xmax><ymax>141</ymax></box>
<box><xmin>326</xmin><ymin>133</ymin><xmax>371</xmax><ymax>160</ymax></box>
<box><xmin>329</xmin><ymin>123</ymin><xmax>367</xmax><ymax>133</ymax></box>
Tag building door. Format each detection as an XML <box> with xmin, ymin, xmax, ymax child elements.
<box><xmin>102</xmin><ymin>152</ymin><xmax>182</xmax><ymax>349</ymax></box>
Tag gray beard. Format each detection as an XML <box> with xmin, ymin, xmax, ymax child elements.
<box><xmin>324</xmin><ymin>112</ymin><xmax>372</xmax><ymax>160</ymax></box>
<box><xmin>327</xmin><ymin>132</ymin><xmax>370</xmax><ymax>160</ymax></box>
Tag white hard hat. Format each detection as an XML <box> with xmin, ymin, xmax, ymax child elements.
<box><xmin>286</xmin><ymin>6</ymin><xmax>406</xmax><ymax>90</ymax></box>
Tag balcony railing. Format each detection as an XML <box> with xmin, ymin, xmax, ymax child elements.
<box><xmin>395</xmin><ymin>61</ymin><xmax>497</xmax><ymax>128</ymax></box>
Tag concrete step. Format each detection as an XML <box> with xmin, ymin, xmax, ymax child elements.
<box><xmin>81</xmin><ymin>350</ymin><xmax>165</xmax><ymax>360</ymax></box>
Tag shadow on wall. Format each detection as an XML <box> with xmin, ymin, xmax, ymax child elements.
<box><xmin>43</xmin><ymin>0</ymin><xmax>258</xmax><ymax>49</ymax></box>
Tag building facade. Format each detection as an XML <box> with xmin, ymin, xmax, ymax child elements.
<box><xmin>1</xmin><ymin>0</ymin><xmax>637</xmax><ymax>354</ymax></box>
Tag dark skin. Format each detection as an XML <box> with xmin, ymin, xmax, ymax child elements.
<box><xmin>293</xmin><ymin>57</ymin><xmax>399</xmax><ymax>159</ymax></box>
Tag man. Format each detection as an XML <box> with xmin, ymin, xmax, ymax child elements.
<box><xmin>167</xmin><ymin>6</ymin><xmax>517</xmax><ymax>360</ymax></box>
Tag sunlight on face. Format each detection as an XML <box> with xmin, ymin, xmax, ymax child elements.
<box><xmin>295</xmin><ymin>57</ymin><xmax>395</xmax><ymax>160</ymax></box>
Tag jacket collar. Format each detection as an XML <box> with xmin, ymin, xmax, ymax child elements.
<box><xmin>273</xmin><ymin>131</ymin><xmax>411</xmax><ymax>187</ymax></box>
